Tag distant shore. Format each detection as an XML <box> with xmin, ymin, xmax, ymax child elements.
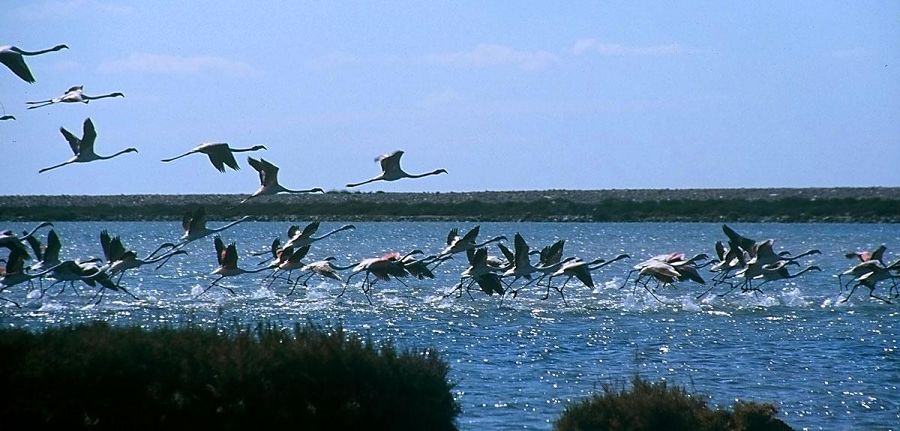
<box><xmin>4</xmin><ymin>188</ymin><xmax>900</xmax><ymax>222</ymax></box>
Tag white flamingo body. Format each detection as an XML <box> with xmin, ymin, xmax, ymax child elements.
<box><xmin>345</xmin><ymin>150</ymin><xmax>447</xmax><ymax>188</ymax></box>
<box><xmin>161</xmin><ymin>142</ymin><xmax>266</xmax><ymax>172</ymax></box>
<box><xmin>0</xmin><ymin>44</ymin><xmax>68</xmax><ymax>83</ymax></box>
<box><xmin>39</xmin><ymin>118</ymin><xmax>137</xmax><ymax>173</ymax></box>
<box><xmin>26</xmin><ymin>85</ymin><xmax>124</xmax><ymax>109</ymax></box>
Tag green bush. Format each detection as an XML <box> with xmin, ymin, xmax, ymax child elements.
<box><xmin>554</xmin><ymin>376</ymin><xmax>793</xmax><ymax>431</ymax></box>
<box><xmin>0</xmin><ymin>322</ymin><xmax>459</xmax><ymax>430</ymax></box>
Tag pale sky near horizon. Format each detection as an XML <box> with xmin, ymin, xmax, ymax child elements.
<box><xmin>2</xmin><ymin>1</ymin><xmax>899</xmax><ymax>195</ymax></box>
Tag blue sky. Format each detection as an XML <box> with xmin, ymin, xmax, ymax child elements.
<box><xmin>3</xmin><ymin>1</ymin><xmax>899</xmax><ymax>195</ymax></box>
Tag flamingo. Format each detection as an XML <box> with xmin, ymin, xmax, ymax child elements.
<box><xmin>438</xmin><ymin>226</ymin><xmax>507</xmax><ymax>258</ymax></box>
<box><xmin>446</xmin><ymin>247</ymin><xmax>506</xmax><ymax>299</ymax></box>
<box><xmin>161</xmin><ymin>142</ymin><xmax>266</xmax><ymax>172</ymax></box>
<box><xmin>345</xmin><ymin>150</ymin><xmax>447</xmax><ymax>188</ymax></box>
<box><xmin>41</xmin><ymin>258</ymin><xmax>105</xmax><ymax>297</ymax></box>
<box><xmin>201</xmin><ymin>236</ymin><xmax>268</xmax><ymax>296</ymax></box>
<box><xmin>39</xmin><ymin>118</ymin><xmax>138</xmax><ymax>173</ymax></box>
<box><xmin>100</xmin><ymin>230</ymin><xmax>183</xmax><ymax>284</ymax></box>
<box><xmin>0</xmin><ymin>44</ymin><xmax>68</xmax><ymax>83</ymax></box>
<box><xmin>544</xmin><ymin>254</ymin><xmax>631</xmax><ymax>305</ymax></box>
<box><xmin>0</xmin><ymin>115</ymin><xmax>14</xmax><ymax>121</ymax></box>
<box><xmin>241</xmin><ymin>157</ymin><xmax>324</xmax><ymax>204</ymax></box>
<box><xmin>282</xmin><ymin>221</ymin><xmax>356</xmax><ymax>250</ymax></box>
<box><xmin>751</xmin><ymin>261</ymin><xmax>822</xmax><ymax>290</ymax></box>
<box><xmin>341</xmin><ymin>252</ymin><xmax>410</xmax><ymax>303</ymax></box>
<box><xmin>26</xmin><ymin>85</ymin><xmax>124</xmax><ymax>109</ymax></box>
<box><xmin>177</xmin><ymin>206</ymin><xmax>249</xmax><ymax>247</ymax></box>
<box><xmin>298</xmin><ymin>256</ymin><xmax>354</xmax><ymax>286</ymax></box>
<box><xmin>842</xmin><ymin>263</ymin><xmax>900</xmax><ymax>304</ymax></box>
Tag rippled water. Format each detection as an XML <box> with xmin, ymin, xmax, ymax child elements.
<box><xmin>2</xmin><ymin>221</ymin><xmax>899</xmax><ymax>430</ymax></box>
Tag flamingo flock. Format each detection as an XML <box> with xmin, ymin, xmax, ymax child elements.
<box><xmin>2</xmin><ymin>219</ymin><xmax>898</xmax><ymax>308</ymax></box>
<box><xmin>3</xmin><ymin>42</ymin><xmax>448</xmax><ymax>201</ymax></box>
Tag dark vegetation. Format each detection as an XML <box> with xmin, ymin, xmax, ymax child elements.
<box><xmin>554</xmin><ymin>376</ymin><xmax>793</xmax><ymax>431</ymax></box>
<box><xmin>0</xmin><ymin>322</ymin><xmax>459</xmax><ymax>430</ymax></box>
<box><xmin>4</xmin><ymin>188</ymin><xmax>900</xmax><ymax>222</ymax></box>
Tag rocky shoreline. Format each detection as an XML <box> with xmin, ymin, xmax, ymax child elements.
<box><xmin>4</xmin><ymin>188</ymin><xmax>900</xmax><ymax>222</ymax></box>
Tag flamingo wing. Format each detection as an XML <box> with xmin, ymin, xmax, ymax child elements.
<box><xmin>377</xmin><ymin>150</ymin><xmax>403</xmax><ymax>174</ymax></box>
<box><xmin>59</xmin><ymin>127</ymin><xmax>81</xmax><ymax>155</ymax></box>
<box><xmin>80</xmin><ymin>118</ymin><xmax>97</xmax><ymax>154</ymax></box>
<box><xmin>445</xmin><ymin>228</ymin><xmax>459</xmax><ymax>246</ymax></box>
<box><xmin>213</xmin><ymin>236</ymin><xmax>226</xmax><ymax>266</ymax></box>
<box><xmin>45</xmin><ymin>230</ymin><xmax>61</xmax><ymax>263</ymax></box>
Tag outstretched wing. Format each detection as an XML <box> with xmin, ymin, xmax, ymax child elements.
<box><xmin>189</xmin><ymin>206</ymin><xmax>207</xmax><ymax>233</ymax></box>
<box><xmin>44</xmin><ymin>229</ymin><xmax>61</xmax><ymax>263</ymax></box>
<box><xmin>80</xmin><ymin>118</ymin><xmax>97</xmax><ymax>154</ymax></box>
<box><xmin>23</xmin><ymin>234</ymin><xmax>43</xmax><ymax>261</ymax></box>
<box><xmin>377</xmin><ymin>150</ymin><xmax>403</xmax><ymax>173</ymax></box>
<box><xmin>446</xmin><ymin>228</ymin><xmax>459</xmax><ymax>246</ymax></box>
<box><xmin>299</xmin><ymin>221</ymin><xmax>320</xmax><ymax>239</ymax></box>
<box><xmin>59</xmin><ymin>127</ymin><xmax>81</xmax><ymax>155</ymax></box>
<box><xmin>0</xmin><ymin>50</ymin><xmax>35</xmax><ymax>83</ymax></box>
<box><xmin>214</xmin><ymin>236</ymin><xmax>226</xmax><ymax>266</ymax></box>
<box><xmin>248</xmin><ymin>157</ymin><xmax>278</xmax><ymax>186</ymax></box>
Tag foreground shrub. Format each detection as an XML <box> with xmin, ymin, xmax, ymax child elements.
<box><xmin>0</xmin><ymin>322</ymin><xmax>458</xmax><ymax>430</ymax></box>
<box><xmin>554</xmin><ymin>376</ymin><xmax>793</xmax><ymax>431</ymax></box>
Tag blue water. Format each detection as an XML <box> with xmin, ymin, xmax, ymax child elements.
<box><xmin>2</xmin><ymin>221</ymin><xmax>899</xmax><ymax>430</ymax></box>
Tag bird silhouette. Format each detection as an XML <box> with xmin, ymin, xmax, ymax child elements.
<box><xmin>39</xmin><ymin>118</ymin><xmax>138</xmax><ymax>173</ymax></box>
<box><xmin>345</xmin><ymin>150</ymin><xmax>447</xmax><ymax>188</ymax></box>
<box><xmin>161</xmin><ymin>142</ymin><xmax>266</xmax><ymax>172</ymax></box>
<box><xmin>0</xmin><ymin>44</ymin><xmax>68</xmax><ymax>83</ymax></box>
<box><xmin>241</xmin><ymin>157</ymin><xmax>324</xmax><ymax>203</ymax></box>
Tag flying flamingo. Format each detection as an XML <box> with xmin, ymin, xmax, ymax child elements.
<box><xmin>544</xmin><ymin>254</ymin><xmax>631</xmax><ymax>305</ymax></box>
<box><xmin>345</xmin><ymin>150</ymin><xmax>447</xmax><ymax>188</ymax></box>
<box><xmin>201</xmin><ymin>236</ymin><xmax>268</xmax><ymax>296</ymax></box>
<box><xmin>0</xmin><ymin>248</ymin><xmax>65</xmax><ymax>307</ymax></box>
<box><xmin>437</xmin><ymin>226</ymin><xmax>506</xmax><ymax>259</ymax></box>
<box><xmin>101</xmin><ymin>235</ymin><xmax>186</xmax><ymax>287</ymax></box>
<box><xmin>341</xmin><ymin>251</ymin><xmax>413</xmax><ymax>303</ymax></box>
<box><xmin>39</xmin><ymin>118</ymin><xmax>138</xmax><ymax>173</ymax></box>
<box><xmin>161</xmin><ymin>142</ymin><xmax>266</xmax><ymax>172</ymax></box>
<box><xmin>176</xmin><ymin>206</ymin><xmax>249</xmax><ymax>247</ymax></box>
<box><xmin>241</xmin><ymin>157</ymin><xmax>324</xmax><ymax>204</ymax></box>
<box><xmin>26</xmin><ymin>85</ymin><xmax>124</xmax><ymax>109</ymax></box>
<box><xmin>0</xmin><ymin>44</ymin><xmax>68</xmax><ymax>83</ymax></box>
<box><xmin>282</xmin><ymin>221</ymin><xmax>356</xmax><ymax>250</ymax></box>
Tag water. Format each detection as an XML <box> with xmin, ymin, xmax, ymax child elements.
<box><xmin>2</xmin><ymin>221</ymin><xmax>899</xmax><ymax>430</ymax></box>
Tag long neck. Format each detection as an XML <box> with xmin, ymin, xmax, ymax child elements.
<box><xmin>474</xmin><ymin>236</ymin><xmax>505</xmax><ymax>248</ymax></box>
<box><xmin>231</xmin><ymin>146</ymin><xmax>262</xmax><ymax>153</ymax></box>
<box><xmin>787</xmin><ymin>250</ymin><xmax>820</xmax><ymax>261</ymax></box>
<box><xmin>98</xmin><ymin>148</ymin><xmax>135</xmax><ymax>160</ymax></box>
<box><xmin>212</xmin><ymin>216</ymin><xmax>249</xmax><ymax>233</ymax></box>
<box><xmin>312</xmin><ymin>226</ymin><xmax>352</xmax><ymax>240</ymax></box>
<box><xmin>84</xmin><ymin>93</ymin><xmax>122</xmax><ymax>101</ymax></box>
<box><xmin>407</xmin><ymin>169</ymin><xmax>445</xmax><ymax>179</ymax></box>
<box><xmin>789</xmin><ymin>267</ymin><xmax>819</xmax><ymax>278</ymax></box>
<box><xmin>17</xmin><ymin>45</ymin><xmax>66</xmax><ymax>56</ymax></box>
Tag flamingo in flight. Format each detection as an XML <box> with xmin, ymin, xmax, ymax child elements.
<box><xmin>0</xmin><ymin>44</ymin><xmax>68</xmax><ymax>83</ymax></box>
<box><xmin>39</xmin><ymin>118</ymin><xmax>138</xmax><ymax>173</ymax></box>
<box><xmin>201</xmin><ymin>236</ymin><xmax>268</xmax><ymax>296</ymax></box>
<box><xmin>26</xmin><ymin>85</ymin><xmax>124</xmax><ymax>109</ymax></box>
<box><xmin>282</xmin><ymin>221</ymin><xmax>356</xmax><ymax>251</ymax></box>
<box><xmin>161</xmin><ymin>142</ymin><xmax>267</xmax><ymax>172</ymax></box>
<box><xmin>177</xmin><ymin>206</ymin><xmax>249</xmax><ymax>247</ymax></box>
<box><xmin>241</xmin><ymin>157</ymin><xmax>324</xmax><ymax>204</ymax></box>
<box><xmin>345</xmin><ymin>150</ymin><xmax>447</xmax><ymax>188</ymax></box>
<box><xmin>437</xmin><ymin>226</ymin><xmax>506</xmax><ymax>259</ymax></box>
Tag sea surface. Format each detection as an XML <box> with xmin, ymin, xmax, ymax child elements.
<box><xmin>2</xmin><ymin>221</ymin><xmax>898</xmax><ymax>430</ymax></box>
